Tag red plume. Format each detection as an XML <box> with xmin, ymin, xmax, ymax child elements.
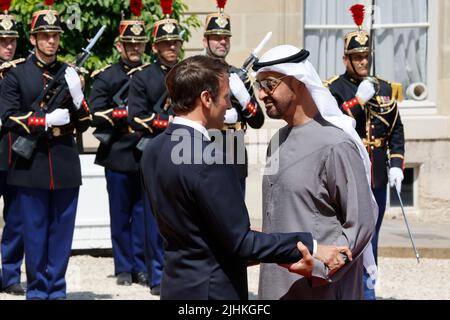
<box><xmin>130</xmin><ymin>0</ymin><xmax>143</xmax><ymax>17</ymax></box>
<box><xmin>44</xmin><ymin>0</ymin><xmax>55</xmax><ymax>6</ymax></box>
<box><xmin>350</xmin><ymin>4</ymin><xmax>365</xmax><ymax>27</ymax></box>
<box><xmin>217</xmin><ymin>0</ymin><xmax>227</xmax><ymax>10</ymax></box>
<box><xmin>160</xmin><ymin>0</ymin><xmax>173</xmax><ymax>16</ymax></box>
<box><xmin>0</xmin><ymin>0</ymin><xmax>12</xmax><ymax>12</ymax></box>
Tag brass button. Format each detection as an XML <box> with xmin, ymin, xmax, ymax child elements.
<box><xmin>52</xmin><ymin>127</ymin><xmax>61</xmax><ymax>137</ymax></box>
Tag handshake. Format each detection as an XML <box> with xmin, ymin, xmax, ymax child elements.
<box><xmin>279</xmin><ymin>242</ymin><xmax>352</xmax><ymax>278</ymax></box>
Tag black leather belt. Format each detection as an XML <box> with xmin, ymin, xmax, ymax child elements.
<box><xmin>51</xmin><ymin>125</ymin><xmax>74</xmax><ymax>137</ymax></box>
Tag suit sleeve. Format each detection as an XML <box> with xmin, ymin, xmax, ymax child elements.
<box><xmin>328</xmin><ymin>82</ymin><xmax>365</xmax><ymax>119</ymax></box>
<box><xmin>312</xmin><ymin>141</ymin><xmax>376</xmax><ymax>285</ymax></box>
<box><xmin>237</xmin><ymin>72</ymin><xmax>264</xmax><ymax>129</ymax></box>
<box><xmin>0</xmin><ymin>71</ymin><xmax>47</xmax><ymax>135</ymax></box>
<box><xmin>128</xmin><ymin>71</ymin><xmax>169</xmax><ymax>135</ymax></box>
<box><xmin>89</xmin><ymin>76</ymin><xmax>128</xmax><ymax>129</ymax></box>
<box><xmin>388</xmin><ymin>108</ymin><xmax>405</xmax><ymax>170</ymax></box>
<box><xmin>72</xmin><ymin>98</ymin><xmax>91</xmax><ymax>134</ymax></box>
<box><xmin>194</xmin><ymin>161</ymin><xmax>313</xmax><ymax>263</ymax></box>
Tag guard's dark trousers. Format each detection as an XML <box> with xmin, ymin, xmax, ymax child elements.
<box><xmin>18</xmin><ymin>186</ymin><xmax>79</xmax><ymax>300</ymax></box>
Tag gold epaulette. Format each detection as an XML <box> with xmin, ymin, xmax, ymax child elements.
<box><xmin>323</xmin><ymin>75</ymin><xmax>339</xmax><ymax>88</ymax></box>
<box><xmin>127</xmin><ymin>63</ymin><xmax>151</xmax><ymax>76</ymax></box>
<box><xmin>0</xmin><ymin>58</ymin><xmax>26</xmax><ymax>72</ymax></box>
<box><xmin>390</xmin><ymin>82</ymin><xmax>404</xmax><ymax>102</ymax></box>
<box><xmin>91</xmin><ymin>64</ymin><xmax>112</xmax><ymax>78</ymax></box>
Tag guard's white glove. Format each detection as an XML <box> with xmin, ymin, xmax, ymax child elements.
<box><xmin>389</xmin><ymin>167</ymin><xmax>404</xmax><ymax>193</ymax></box>
<box><xmin>65</xmin><ymin>66</ymin><xmax>84</xmax><ymax>110</ymax></box>
<box><xmin>224</xmin><ymin>108</ymin><xmax>238</xmax><ymax>124</ymax></box>
<box><xmin>45</xmin><ymin>109</ymin><xmax>70</xmax><ymax>128</ymax></box>
<box><xmin>229</xmin><ymin>73</ymin><xmax>251</xmax><ymax>109</ymax></box>
<box><xmin>356</xmin><ymin>80</ymin><xmax>376</xmax><ymax>105</ymax></box>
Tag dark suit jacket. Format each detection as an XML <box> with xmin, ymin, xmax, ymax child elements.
<box><xmin>140</xmin><ymin>123</ymin><xmax>314</xmax><ymax>300</ymax></box>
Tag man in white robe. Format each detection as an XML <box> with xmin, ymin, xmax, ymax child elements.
<box><xmin>254</xmin><ymin>45</ymin><xmax>378</xmax><ymax>300</ymax></box>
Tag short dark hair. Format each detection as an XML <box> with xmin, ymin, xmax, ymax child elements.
<box><xmin>165</xmin><ymin>55</ymin><xmax>229</xmax><ymax>114</ymax></box>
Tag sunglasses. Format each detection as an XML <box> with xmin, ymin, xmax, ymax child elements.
<box><xmin>255</xmin><ymin>75</ymin><xmax>290</xmax><ymax>94</ymax></box>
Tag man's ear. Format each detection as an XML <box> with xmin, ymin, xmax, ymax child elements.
<box><xmin>152</xmin><ymin>43</ymin><xmax>158</xmax><ymax>55</ymax></box>
<box><xmin>115</xmin><ymin>41</ymin><xmax>123</xmax><ymax>54</ymax></box>
<box><xmin>200</xmin><ymin>90</ymin><xmax>212</xmax><ymax>109</ymax></box>
<box><xmin>202</xmin><ymin>37</ymin><xmax>208</xmax><ymax>50</ymax></box>
<box><xmin>29</xmin><ymin>35</ymin><xmax>36</xmax><ymax>46</ymax></box>
<box><xmin>343</xmin><ymin>55</ymin><xmax>348</xmax><ymax>65</ymax></box>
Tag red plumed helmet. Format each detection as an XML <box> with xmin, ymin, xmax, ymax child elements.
<box><xmin>44</xmin><ymin>0</ymin><xmax>55</xmax><ymax>6</ymax></box>
<box><xmin>160</xmin><ymin>0</ymin><xmax>173</xmax><ymax>16</ymax></box>
<box><xmin>130</xmin><ymin>0</ymin><xmax>143</xmax><ymax>17</ymax></box>
<box><xmin>0</xmin><ymin>0</ymin><xmax>12</xmax><ymax>12</ymax></box>
<box><xmin>217</xmin><ymin>0</ymin><xmax>227</xmax><ymax>10</ymax></box>
<box><xmin>350</xmin><ymin>4</ymin><xmax>365</xmax><ymax>28</ymax></box>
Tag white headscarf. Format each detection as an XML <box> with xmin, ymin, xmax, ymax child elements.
<box><xmin>256</xmin><ymin>45</ymin><xmax>373</xmax><ymax>183</ymax></box>
<box><xmin>256</xmin><ymin>45</ymin><xmax>378</xmax><ymax>282</ymax></box>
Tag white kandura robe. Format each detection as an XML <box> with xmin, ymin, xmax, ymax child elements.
<box><xmin>258</xmin><ymin>116</ymin><xmax>377</xmax><ymax>300</ymax></box>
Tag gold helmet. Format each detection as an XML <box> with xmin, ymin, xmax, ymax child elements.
<box><xmin>119</xmin><ymin>0</ymin><xmax>149</xmax><ymax>43</ymax></box>
<box><xmin>0</xmin><ymin>0</ymin><xmax>18</xmax><ymax>38</ymax></box>
<box><xmin>30</xmin><ymin>0</ymin><xmax>63</xmax><ymax>34</ymax></box>
<box><xmin>152</xmin><ymin>0</ymin><xmax>182</xmax><ymax>44</ymax></box>
<box><xmin>204</xmin><ymin>0</ymin><xmax>231</xmax><ymax>37</ymax></box>
<box><xmin>344</xmin><ymin>4</ymin><xmax>370</xmax><ymax>55</ymax></box>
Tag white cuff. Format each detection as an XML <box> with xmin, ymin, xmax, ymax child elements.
<box><xmin>312</xmin><ymin>239</ymin><xmax>317</xmax><ymax>257</ymax></box>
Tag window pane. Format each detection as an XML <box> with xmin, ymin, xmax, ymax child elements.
<box><xmin>377</xmin><ymin>0</ymin><xmax>428</xmax><ymax>24</ymax></box>
<box><xmin>304</xmin><ymin>0</ymin><xmax>428</xmax><ymax>94</ymax></box>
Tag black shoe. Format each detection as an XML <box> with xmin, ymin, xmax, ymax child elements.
<box><xmin>116</xmin><ymin>272</ymin><xmax>132</xmax><ymax>286</ymax></box>
<box><xmin>150</xmin><ymin>285</ymin><xmax>160</xmax><ymax>296</ymax></box>
<box><xmin>3</xmin><ymin>283</ymin><xmax>25</xmax><ymax>296</ymax></box>
<box><xmin>132</xmin><ymin>272</ymin><xmax>149</xmax><ymax>286</ymax></box>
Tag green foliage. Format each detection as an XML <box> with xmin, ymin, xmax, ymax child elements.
<box><xmin>10</xmin><ymin>0</ymin><xmax>201</xmax><ymax>73</ymax></box>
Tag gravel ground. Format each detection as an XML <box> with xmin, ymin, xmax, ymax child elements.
<box><xmin>0</xmin><ymin>256</ymin><xmax>449</xmax><ymax>300</ymax></box>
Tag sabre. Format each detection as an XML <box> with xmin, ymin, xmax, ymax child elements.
<box><xmin>369</xmin><ymin>0</ymin><xmax>376</xmax><ymax>77</ymax></box>
<box><xmin>239</xmin><ymin>31</ymin><xmax>273</xmax><ymax>75</ymax></box>
<box><xmin>394</xmin><ymin>187</ymin><xmax>421</xmax><ymax>263</ymax></box>
<box><xmin>253</xmin><ymin>31</ymin><xmax>273</xmax><ymax>57</ymax></box>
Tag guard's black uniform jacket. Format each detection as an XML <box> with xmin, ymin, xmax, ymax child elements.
<box><xmin>128</xmin><ymin>60</ymin><xmax>174</xmax><ymax>140</ymax></box>
<box><xmin>224</xmin><ymin>65</ymin><xmax>265</xmax><ymax>179</ymax></box>
<box><xmin>89</xmin><ymin>61</ymin><xmax>145</xmax><ymax>173</ymax></box>
<box><xmin>0</xmin><ymin>58</ymin><xmax>25</xmax><ymax>172</ymax></box>
<box><xmin>0</xmin><ymin>55</ymin><xmax>91</xmax><ymax>190</ymax></box>
<box><xmin>325</xmin><ymin>72</ymin><xmax>405</xmax><ymax>189</ymax></box>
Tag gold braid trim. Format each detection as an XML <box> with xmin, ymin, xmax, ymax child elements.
<box><xmin>10</xmin><ymin>111</ymin><xmax>33</xmax><ymax>134</ymax></box>
<box><xmin>134</xmin><ymin>115</ymin><xmax>155</xmax><ymax>134</ymax></box>
<box><xmin>94</xmin><ymin>109</ymin><xmax>115</xmax><ymax>126</ymax></box>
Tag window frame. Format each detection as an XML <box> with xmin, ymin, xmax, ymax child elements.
<box><xmin>303</xmin><ymin>0</ymin><xmax>437</xmax><ymax>115</ymax></box>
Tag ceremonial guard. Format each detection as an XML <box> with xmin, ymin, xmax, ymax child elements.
<box><xmin>203</xmin><ymin>0</ymin><xmax>264</xmax><ymax>195</ymax></box>
<box><xmin>127</xmin><ymin>0</ymin><xmax>181</xmax><ymax>296</ymax></box>
<box><xmin>0</xmin><ymin>0</ymin><xmax>25</xmax><ymax>295</ymax></box>
<box><xmin>324</xmin><ymin>4</ymin><xmax>405</xmax><ymax>300</ymax></box>
<box><xmin>89</xmin><ymin>0</ymin><xmax>149</xmax><ymax>287</ymax></box>
<box><xmin>0</xmin><ymin>0</ymin><xmax>91</xmax><ymax>299</ymax></box>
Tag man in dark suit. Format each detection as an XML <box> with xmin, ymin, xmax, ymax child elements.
<box><xmin>140</xmin><ymin>55</ymin><xmax>352</xmax><ymax>300</ymax></box>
